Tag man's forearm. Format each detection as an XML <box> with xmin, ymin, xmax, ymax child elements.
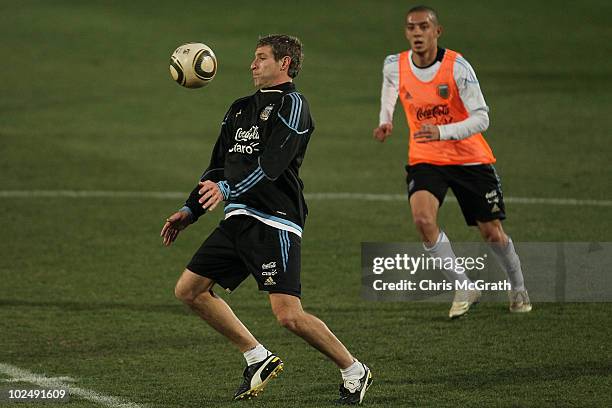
<box><xmin>438</xmin><ymin>109</ymin><xmax>489</xmax><ymax>141</ymax></box>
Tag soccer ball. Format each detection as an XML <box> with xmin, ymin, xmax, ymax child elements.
<box><xmin>170</xmin><ymin>43</ymin><xmax>217</xmax><ymax>88</ymax></box>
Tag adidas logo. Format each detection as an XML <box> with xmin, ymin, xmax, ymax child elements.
<box><xmin>491</xmin><ymin>204</ymin><xmax>500</xmax><ymax>213</ymax></box>
<box><xmin>264</xmin><ymin>277</ymin><xmax>276</xmax><ymax>286</ymax></box>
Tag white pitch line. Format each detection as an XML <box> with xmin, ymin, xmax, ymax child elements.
<box><xmin>0</xmin><ymin>190</ymin><xmax>611</xmax><ymax>207</ymax></box>
<box><xmin>0</xmin><ymin>363</ymin><xmax>146</xmax><ymax>408</ymax></box>
<box><xmin>305</xmin><ymin>192</ymin><xmax>612</xmax><ymax>207</ymax></box>
<box><xmin>0</xmin><ymin>190</ymin><xmax>184</xmax><ymax>199</ymax></box>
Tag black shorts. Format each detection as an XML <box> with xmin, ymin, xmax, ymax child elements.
<box><xmin>406</xmin><ymin>163</ymin><xmax>506</xmax><ymax>226</ymax></box>
<box><xmin>186</xmin><ymin>215</ymin><xmax>301</xmax><ymax>297</ymax></box>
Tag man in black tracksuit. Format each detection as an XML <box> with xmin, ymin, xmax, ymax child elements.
<box><xmin>160</xmin><ymin>35</ymin><xmax>371</xmax><ymax>405</ymax></box>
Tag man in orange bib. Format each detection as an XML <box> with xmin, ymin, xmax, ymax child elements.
<box><xmin>373</xmin><ymin>6</ymin><xmax>531</xmax><ymax>318</ymax></box>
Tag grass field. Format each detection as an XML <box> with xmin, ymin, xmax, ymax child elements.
<box><xmin>1</xmin><ymin>0</ymin><xmax>611</xmax><ymax>407</ymax></box>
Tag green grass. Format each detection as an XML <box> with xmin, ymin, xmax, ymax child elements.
<box><xmin>1</xmin><ymin>0</ymin><xmax>611</xmax><ymax>407</ymax></box>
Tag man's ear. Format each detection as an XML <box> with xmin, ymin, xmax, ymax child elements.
<box><xmin>280</xmin><ymin>56</ymin><xmax>292</xmax><ymax>71</ymax></box>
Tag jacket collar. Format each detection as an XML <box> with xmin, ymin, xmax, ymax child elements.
<box><xmin>259</xmin><ymin>81</ymin><xmax>295</xmax><ymax>94</ymax></box>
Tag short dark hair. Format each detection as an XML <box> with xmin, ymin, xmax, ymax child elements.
<box><xmin>256</xmin><ymin>34</ymin><xmax>303</xmax><ymax>78</ymax></box>
<box><xmin>407</xmin><ymin>5</ymin><xmax>439</xmax><ymax>26</ymax></box>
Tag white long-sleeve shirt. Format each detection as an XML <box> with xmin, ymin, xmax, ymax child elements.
<box><xmin>379</xmin><ymin>50</ymin><xmax>490</xmax><ymax>141</ymax></box>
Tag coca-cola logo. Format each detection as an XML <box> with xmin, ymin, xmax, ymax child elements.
<box><xmin>416</xmin><ymin>104</ymin><xmax>450</xmax><ymax>121</ymax></box>
<box><xmin>235</xmin><ymin>126</ymin><xmax>260</xmax><ymax>142</ymax></box>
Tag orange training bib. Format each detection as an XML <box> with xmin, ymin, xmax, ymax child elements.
<box><xmin>398</xmin><ymin>49</ymin><xmax>495</xmax><ymax>165</ymax></box>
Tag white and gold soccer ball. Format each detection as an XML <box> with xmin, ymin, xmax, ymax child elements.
<box><xmin>169</xmin><ymin>42</ymin><xmax>217</xmax><ymax>88</ymax></box>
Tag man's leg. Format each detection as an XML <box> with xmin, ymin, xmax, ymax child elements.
<box><xmin>175</xmin><ymin>269</ymin><xmax>284</xmax><ymax>400</ymax></box>
<box><xmin>477</xmin><ymin>220</ymin><xmax>532</xmax><ymax>312</ymax></box>
<box><xmin>409</xmin><ymin>190</ymin><xmax>440</xmax><ymax>245</ymax></box>
<box><xmin>174</xmin><ymin>269</ymin><xmax>258</xmax><ymax>352</ymax></box>
<box><xmin>269</xmin><ymin>293</ymin><xmax>372</xmax><ymax>404</ymax></box>
<box><xmin>410</xmin><ymin>191</ymin><xmax>480</xmax><ymax>318</ymax></box>
<box><xmin>269</xmin><ymin>293</ymin><xmax>353</xmax><ymax>368</ymax></box>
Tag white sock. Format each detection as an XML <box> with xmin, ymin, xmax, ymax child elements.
<box><xmin>243</xmin><ymin>344</ymin><xmax>270</xmax><ymax>366</ymax></box>
<box><xmin>489</xmin><ymin>237</ymin><xmax>525</xmax><ymax>291</ymax></box>
<box><xmin>340</xmin><ymin>360</ymin><xmax>365</xmax><ymax>381</ymax></box>
<box><xmin>424</xmin><ymin>231</ymin><xmax>472</xmax><ymax>286</ymax></box>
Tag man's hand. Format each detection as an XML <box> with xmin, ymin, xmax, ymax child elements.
<box><xmin>198</xmin><ymin>180</ymin><xmax>224</xmax><ymax>211</ymax></box>
<box><xmin>160</xmin><ymin>211</ymin><xmax>192</xmax><ymax>247</ymax></box>
<box><xmin>414</xmin><ymin>124</ymin><xmax>440</xmax><ymax>143</ymax></box>
<box><xmin>373</xmin><ymin>123</ymin><xmax>393</xmax><ymax>142</ymax></box>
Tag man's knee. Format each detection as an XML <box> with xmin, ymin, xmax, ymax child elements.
<box><xmin>274</xmin><ymin>309</ymin><xmax>303</xmax><ymax>332</ymax></box>
<box><xmin>412</xmin><ymin>212</ymin><xmax>437</xmax><ymax>232</ymax></box>
<box><xmin>174</xmin><ymin>282</ymin><xmax>193</xmax><ymax>304</ymax></box>
<box><xmin>269</xmin><ymin>293</ymin><xmax>305</xmax><ymax>332</ymax></box>
<box><xmin>479</xmin><ymin>221</ymin><xmax>507</xmax><ymax>244</ymax></box>
<box><xmin>410</xmin><ymin>191</ymin><xmax>439</xmax><ymax>234</ymax></box>
<box><xmin>411</xmin><ymin>208</ymin><xmax>439</xmax><ymax>245</ymax></box>
<box><xmin>174</xmin><ymin>272</ymin><xmax>214</xmax><ymax>305</ymax></box>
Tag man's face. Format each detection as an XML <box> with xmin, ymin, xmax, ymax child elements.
<box><xmin>250</xmin><ymin>45</ymin><xmax>287</xmax><ymax>89</ymax></box>
<box><xmin>405</xmin><ymin>11</ymin><xmax>441</xmax><ymax>53</ymax></box>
